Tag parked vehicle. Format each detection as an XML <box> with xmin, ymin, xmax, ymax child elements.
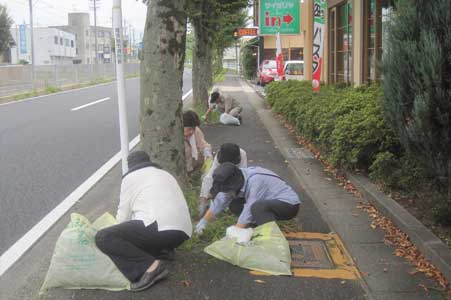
<box><xmin>283</xmin><ymin>60</ymin><xmax>304</xmax><ymax>81</ymax></box>
<box><xmin>257</xmin><ymin>60</ymin><xmax>277</xmax><ymax>86</ymax></box>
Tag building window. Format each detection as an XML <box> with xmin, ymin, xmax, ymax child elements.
<box><xmin>54</xmin><ymin>36</ymin><xmax>58</xmax><ymax>44</ymax></box>
<box><xmin>328</xmin><ymin>1</ymin><xmax>353</xmax><ymax>84</ymax></box>
<box><xmin>86</xmin><ymin>30</ymin><xmax>89</xmax><ymax>36</ymax></box>
<box><xmin>98</xmin><ymin>31</ymin><xmax>104</xmax><ymax>37</ymax></box>
<box><xmin>76</xmin><ymin>48</ymin><xmax>78</xmax><ymax>55</ymax></box>
<box><xmin>60</xmin><ymin>37</ymin><xmax>63</xmax><ymax>45</ymax></box>
<box><xmin>363</xmin><ymin>0</ymin><xmax>394</xmax><ymax>82</ymax></box>
<box><xmin>71</xmin><ymin>40</ymin><xmax>74</xmax><ymax>48</ymax></box>
<box><xmin>65</xmin><ymin>38</ymin><xmax>69</xmax><ymax>46</ymax></box>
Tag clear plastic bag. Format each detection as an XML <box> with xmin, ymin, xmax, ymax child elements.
<box><xmin>219</xmin><ymin>113</ymin><xmax>241</xmax><ymax>126</ymax></box>
<box><xmin>204</xmin><ymin>222</ymin><xmax>291</xmax><ymax>275</ymax></box>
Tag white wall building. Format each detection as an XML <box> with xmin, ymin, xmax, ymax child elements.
<box><xmin>53</xmin><ymin>13</ymin><xmax>115</xmax><ymax>64</ymax></box>
<box><xmin>10</xmin><ymin>26</ymin><xmax>76</xmax><ymax>65</ymax></box>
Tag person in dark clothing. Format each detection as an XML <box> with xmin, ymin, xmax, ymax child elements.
<box><xmin>95</xmin><ymin>151</ymin><xmax>192</xmax><ymax>292</ymax></box>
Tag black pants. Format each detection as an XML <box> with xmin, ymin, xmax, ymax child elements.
<box><xmin>95</xmin><ymin>220</ymin><xmax>189</xmax><ymax>283</ymax></box>
<box><xmin>229</xmin><ymin>198</ymin><xmax>299</xmax><ymax>225</ymax></box>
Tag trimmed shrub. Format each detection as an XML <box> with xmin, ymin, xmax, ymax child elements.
<box><xmin>266</xmin><ymin>81</ymin><xmax>397</xmax><ymax>172</ymax></box>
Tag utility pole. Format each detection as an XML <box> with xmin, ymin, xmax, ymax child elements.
<box><xmin>129</xmin><ymin>24</ymin><xmax>132</xmax><ymax>61</ymax></box>
<box><xmin>28</xmin><ymin>0</ymin><xmax>35</xmax><ymax>89</ymax></box>
<box><xmin>15</xmin><ymin>25</ymin><xmax>19</xmax><ymax>63</ymax></box>
<box><xmin>112</xmin><ymin>0</ymin><xmax>129</xmax><ymax>174</ymax></box>
<box><xmin>93</xmin><ymin>0</ymin><xmax>98</xmax><ymax>64</ymax></box>
<box><xmin>123</xmin><ymin>19</ymin><xmax>127</xmax><ymax>62</ymax></box>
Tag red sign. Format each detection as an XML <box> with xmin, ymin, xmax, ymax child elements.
<box><xmin>237</xmin><ymin>28</ymin><xmax>258</xmax><ymax>37</ymax></box>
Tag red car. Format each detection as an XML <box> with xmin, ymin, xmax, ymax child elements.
<box><xmin>257</xmin><ymin>60</ymin><xmax>277</xmax><ymax>86</ymax></box>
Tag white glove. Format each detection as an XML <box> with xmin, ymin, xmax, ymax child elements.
<box><xmin>195</xmin><ymin>218</ymin><xmax>208</xmax><ymax>235</ymax></box>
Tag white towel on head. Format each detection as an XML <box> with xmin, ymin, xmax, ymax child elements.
<box><xmin>189</xmin><ymin>134</ymin><xmax>198</xmax><ymax>160</ymax></box>
<box><xmin>226</xmin><ymin>226</ymin><xmax>254</xmax><ymax>244</ymax></box>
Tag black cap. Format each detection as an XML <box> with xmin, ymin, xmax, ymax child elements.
<box><xmin>210</xmin><ymin>162</ymin><xmax>245</xmax><ymax>197</ymax></box>
<box><xmin>210</xmin><ymin>91</ymin><xmax>220</xmax><ymax>103</ymax></box>
<box><xmin>183</xmin><ymin>110</ymin><xmax>200</xmax><ymax>128</ymax></box>
<box><xmin>217</xmin><ymin>143</ymin><xmax>241</xmax><ymax>165</ymax></box>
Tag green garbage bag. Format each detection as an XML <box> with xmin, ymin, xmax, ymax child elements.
<box><xmin>40</xmin><ymin>213</ymin><xmax>130</xmax><ymax>293</ymax></box>
<box><xmin>204</xmin><ymin>222</ymin><xmax>291</xmax><ymax>275</ymax></box>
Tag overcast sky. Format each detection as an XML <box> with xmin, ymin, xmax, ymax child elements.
<box><xmin>1</xmin><ymin>0</ymin><xmax>147</xmax><ymax>37</ymax></box>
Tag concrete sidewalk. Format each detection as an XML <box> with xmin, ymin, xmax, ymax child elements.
<box><xmin>1</xmin><ymin>74</ymin><xmax>445</xmax><ymax>300</ymax></box>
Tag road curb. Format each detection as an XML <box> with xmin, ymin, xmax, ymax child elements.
<box><xmin>347</xmin><ymin>173</ymin><xmax>451</xmax><ymax>281</ymax></box>
<box><xmin>244</xmin><ymin>78</ymin><xmax>451</xmax><ymax>283</ymax></box>
<box><xmin>245</xmin><ymin>80</ymin><xmax>266</xmax><ymax>99</ymax></box>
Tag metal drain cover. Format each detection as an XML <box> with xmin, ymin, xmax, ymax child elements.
<box><xmin>287</xmin><ymin>238</ymin><xmax>335</xmax><ymax>269</ymax></box>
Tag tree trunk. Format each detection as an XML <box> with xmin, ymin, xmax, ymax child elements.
<box><xmin>213</xmin><ymin>47</ymin><xmax>224</xmax><ymax>77</ymax></box>
<box><xmin>140</xmin><ymin>0</ymin><xmax>187</xmax><ymax>184</ymax></box>
<box><xmin>191</xmin><ymin>1</ymin><xmax>213</xmax><ymax>111</ymax></box>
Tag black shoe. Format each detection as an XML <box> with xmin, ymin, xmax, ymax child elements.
<box><xmin>131</xmin><ymin>261</ymin><xmax>168</xmax><ymax>292</ymax></box>
<box><xmin>155</xmin><ymin>249</ymin><xmax>175</xmax><ymax>261</ymax></box>
<box><xmin>237</xmin><ymin>115</ymin><xmax>243</xmax><ymax>125</ymax></box>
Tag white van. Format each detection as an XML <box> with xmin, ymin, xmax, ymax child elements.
<box><xmin>283</xmin><ymin>60</ymin><xmax>304</xmax><ymax>81</ymax></box>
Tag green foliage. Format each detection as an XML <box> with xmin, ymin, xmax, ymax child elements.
<box><xmin>185</xmin><ymin>30</ymin><xmax>194</xmax><ymax>65</ymax></box>
<box><xmin>432</xmin><ymin>203</ymin><xmax>451</xmax><ymax>226</ymax></box>
<box><xmin>13</xmin><ymin>89</ymin><xmax>38</xmax><ymax>100</ymax></box>
<box><xmin>213</xmin><ymin>67</ymin><xmax>226</xmax><ymax>83</ymax></box>
<box><xmin>380</xmin><ymin>0</ymin><xmax>451</xmax><ymax>203</ymax></box>
<box><xmin>0</xmin><ymin>4</ymin><xmax>14</xmax><ymax>53</ymax></box>
<box><xmin>180</xmin><ymin>178</ymin><xmax>237</xmax><ymax>251</ymax></box>
<box><xmin>241</xmin><ymin>45</ymin><xmax>257</xmax><ymax>79</ymax></box>
<box><xmin>267</xmin><ymin>80</ymin><xmax>451</xmax><ymax>226</ymax></box>
<box><xmin>266</xmin><ymin>81</ymin><xmax>397</xmax><ymax>172</ymax></box>
<box><xmin>44</xmin><ymin>85</ymin><xmax>60</xmax><ymax>94</ymax></box>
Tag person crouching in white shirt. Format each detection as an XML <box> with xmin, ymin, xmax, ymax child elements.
<box><xmin>95</xmin><ymin>151</ymin><xmax>192</xmax><ymax>292</ymax></box>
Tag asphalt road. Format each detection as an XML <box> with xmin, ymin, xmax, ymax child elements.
<box><xmin>0</xmin><ymin>70</ymin><xmax>192</xmax><ymax>255</ymax></box>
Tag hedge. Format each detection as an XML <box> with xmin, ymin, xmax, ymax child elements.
<box><xmin>266</xmin><ymin>80</ymin><xmax>398</xmax><ymax>175</ymax></box>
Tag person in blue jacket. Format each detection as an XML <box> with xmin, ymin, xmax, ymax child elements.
<box><xmin>195</xmin><ymin>162</ymin><xmax>301</xmax><ymax>233</ymax></box>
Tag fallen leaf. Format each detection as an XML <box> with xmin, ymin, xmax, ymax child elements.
<box><xmin>181</xmin><ymin>280</ymin><xmax>191</xmax><ymax>287</ymax></box>
<box><xmin>370</xmin><ymin>224</ymin><xmax>377</xmax><ymax>229</ymax></box>
<box><xmin>340</xmin><ymin>280</ymin><xmax>346</xmax><ymax>285</ymax></box>
<box><xmin>351</xmin><ymin>213</ymin><xmax>359</xmax><ymax>217</ymax></box>
<box><xmin>383</xmin><ymin>268</ymin><xmax>388</xmax><ymax>272</ymax></box>
<box><xmin>254</xmin><ymin>280</ymin><xmax>266</xmax><ymax>284</ymax></box>
<box><xmin>419</xmin><ymin>284</ymin><xmax>428</xmax><ymax>292</ymax></box>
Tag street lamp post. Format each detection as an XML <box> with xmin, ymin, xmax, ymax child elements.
<box><xmin>112</xmin><ymin>0</ymin><xmax>129</xmax><ymax>175</ymax></box>
<box><xmin>28</xmin><ymin>0</ymin><xmax>35</xmax><ymax>89</ymax></box>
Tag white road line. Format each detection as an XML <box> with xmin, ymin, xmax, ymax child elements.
<box><xmin>0</xmin><ymin>136</ymin><xmax>140</xmax><ymax>276</ymax></box>
<box><xmin>182</xmin><ymin>89</ymin><xmax>193</xmax><ymax>101</ymax></box>
<box><xmin>0</xmin><ymin>89</ymin><xmax>193</xmax><ymax>276</ymax></box>
<box><xmin>0</xmin><ymin>77</ymin><xmax>139</xmax><ymax>108</ymax></box>
<box><xmin>71</xmin><ymin>97</ymin><xmax>111</xmax><ymax>111</ymax></box>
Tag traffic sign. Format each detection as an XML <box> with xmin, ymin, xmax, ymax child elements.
<box><xmin>260</xmin><ymin>0</ymin><xmax>300</xmax><ymax>35</ymax></box>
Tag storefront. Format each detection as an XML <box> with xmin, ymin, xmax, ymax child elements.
<box><xmin>325</xmin><ymin>0</ymin><xmax>394</xmax><ymax>85</ymax></box>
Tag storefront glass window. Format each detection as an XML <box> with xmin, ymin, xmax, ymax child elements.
<box><xmin>365</xmin><ymin>0</ymin><xmax>394</xmax><ymax>82</ymax></box>
<box><xmin>328</xmin><ymin>1</ymin><xmax>353</xmax><ymax>84</ymax></box>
